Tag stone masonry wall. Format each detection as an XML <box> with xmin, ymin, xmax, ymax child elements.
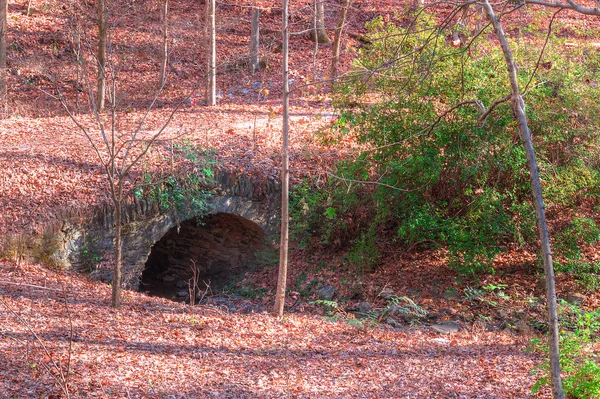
<box><xmin>4</xmin><ymin>168</ymin><xmax>281</xmax><ymax>290</ymax></box>
<box><xmin>143</xmin><ymin>213</ymin><xmax>266</xmax><ymax>290</ymax></box>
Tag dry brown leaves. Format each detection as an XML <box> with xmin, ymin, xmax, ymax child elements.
<box><xmin>0</xmin><ymin>260</ymin><xmax>550</xmax><ymax>399</ymax></box>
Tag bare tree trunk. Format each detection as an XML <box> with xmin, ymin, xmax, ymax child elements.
<box><xmin>330</xmin><ymin>0</ymin><xmax>350</xmax><ymax>83</ymax></box>
<box><xmin>158</xmin><ymin>0</ymin><xmax>169</xmax><ymax>88</ymax></box>
<box><xmin>274</xmin><ymin>0</ymin><xmax>290</xmax><ymax>318</ymax></box>
<box><xmin>97</xmin><ymin>0</ymin><xmax>107</xmax><ymax>112</ymax></box>
<box><xmin>27</xmin><ymin>0</ymin><xmax>33</xmax><ymax>16</ymax></box>
<box><xmin>111</xmin><ymin>194</ymin><xmax>123</xmax><ymax>309</ymax></box>
<box><xmin>69</xmin><ymin>4</ymin><xmax>84</xmax><ymax>115</ymax></box>
<box><xmin>310</xmin><ymin>1</ymin><xmax>330</xmax><ymax>44</ymax></box>
<box><xmin>481</xmin><ymin>1</ymin><xmax>564</xmax><ymax>398</ymax></box>
<box><xmin>250</xmin><ymin>8</ymin><xmax>260</xmax><ymax>74</ymax></box>
<box><xmin>311</xmin><ymin>0</ymin><xmax>319</xmax><ymax>79</ymax></box>
<box><xmin>0</xmin><ymin>0</ymin><xmax>7</xmax><ymax>111</ymax></box>
<box><xmin>206</xmin><ymin>0</ymin><xmax>216</xmax><ymax>106</ymax></box>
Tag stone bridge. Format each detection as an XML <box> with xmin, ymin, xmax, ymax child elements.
<box><xmin>42</xmin><ymin>168</ymin><xmax>281</xmax><ymax>292</ymax></box>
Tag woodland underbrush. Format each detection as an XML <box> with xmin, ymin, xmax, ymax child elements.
<box><xmin>284</xmin><ymin>11</ymin><xmax>600</xmax><ymax>398</ymax></box>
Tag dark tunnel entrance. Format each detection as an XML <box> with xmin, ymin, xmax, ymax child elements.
<box><xmin>140</xmin><ymin>213</ymin><xmax>269</xmax><ymax>302</ymax></box>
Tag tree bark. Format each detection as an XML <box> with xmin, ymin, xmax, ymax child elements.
<box><xmin>206</xmin><ymin>0</ymin><xmax>216</xmax><ymax>106</ymax></box>
<box><xmin>72</xmin><ymin>14</ymin><xmax>83</xmax><ymax>114</ymax></box>
<box><xmin>250</xmin><ymin>8</ymin><xmax>260</xmax><ymax>74</ymax></box>
<box><xmin>274</xmin><ymin>0</ymin><xmax>290</xmax><ymax>318</ymax></box>
<box><xmin>481</xmin><ymin>1</ymin><xmax>564</xmax><ymax>398</ymax></box>
<box><xmin>111</xmin><ymin>196</ymin><xmax>123</xmax><ymax>309</ymax></box>
<box><xmin>310</xmin><ymin>1</ymin><xmax>330</xmax><ymax>44</ymax></box>
<box><xmin>97</xmin><ymin>0</ymin><xmax>107</xmax><ymax>112</ymax></box>
<box><xmin>0</xmin><ymin>0</ymin><xmax>7</xmax><ymax>108</ymax></box>
<box><xmin>330</xmin><ymin>0</ymin><xmax>350</xmax><ymax>83</ymax></box>
<box><xmin>158</xmin><ymin>0</ymin><xmax>169</xmax><ymax>88</ymax></box>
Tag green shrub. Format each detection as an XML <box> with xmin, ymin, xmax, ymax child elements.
<box><xmin>135</xmin><ymin>142</ymin><xmax>216</xmax><ymax>215</ymax></box>
<box><xmin>319</xmin><ymin>11</ymin><xmax>600</xmax><ymax>275</ymax></box>
<box><xmin>532</xmin><ymin>304</ymin><xmax>600</xmax><ymax>399</ymax></box>
<box><xmin>556</xmin><ymin>260</ymin><xmax>600</xmax><ymax>293</ymax></box>
<box><xmin>345</xmin><ymin>229</ymin><xmax>380</xmax><ymax>273</ymax></box>
<box><xmin>555</xmin><ymin>217</ymin><xmax>600</xmax><ymax>261</ymax></box>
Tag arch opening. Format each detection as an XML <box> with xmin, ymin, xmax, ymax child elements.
<box><xmin>140</xmin><ymin>212</ymin><xmax>269</xmax><ymax>302</ymax></box>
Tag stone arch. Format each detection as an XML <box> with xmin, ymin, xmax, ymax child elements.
<box><xmin>40</xmin><ymin>169</ymin><xmax>281</xmax><ymax>290</ymax></box>
<box><xmin>140</xmin><ymin>212</ymin><xmax>269</xmax><ymax>300</ymax></box>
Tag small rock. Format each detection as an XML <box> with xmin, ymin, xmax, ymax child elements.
<box><xmin>176</xmin><ymin>290</ymin><xmax>189</xmax><ymax>297</ymax></box>
<box><xmin>357</xmin><ymin>301</ymin><xmax>371</xmax><ymax>313</ymax></box>
<box><xmin>251</xmin><ymin>304</ymin><xmax>264</xmax><ymax>313</ymax></box>
<box><xmin>566</xmin><ymin>292</ymin><xmax>586</xmax><ymax>305</ymax></box>
<box><xmin>514</xmin><ymin>320</ymin><xmax>533</xmax><ymax>335</ymax></box>
<box><xmin>318</xmin><ymin>285</ymin><xmax>335</xmax><ymax>301</ymax></box>
<box><xmin>461</xmin><ymin>313</ymin><xmax>475</xmax><ymax>322</ymax></box>
<box><xmin>388</xmin><ymin>304</ymin><xmax>403</xmax><ymax>316</ymax></box>
<box><xmin>162</xmin><ymin>275</ymin><xmax>177</xmax><ymax>282</ymax></box>
<box><xmin>440</xmin><ymin>307</ymin><xmax>458</xmax><ymax>315</ymax></box>
<box><xmin>386</xmin><ymin>317</ymin><xmax>404</xmax><ymax>329</ymax></box>
<box><xmin>240</xmin><ymin>89</ymin><xmax>250</xmax><ymax>95</ymax></box>
<box><xmin>208</xmin><ymin>297</ymin><xmax>230</xmax><ymax>305</ymax></box>
<box><xmin>442</xmin><ymin>289</ymin><xmax>460</xmax><ymax>301</ymax></box>
<box><xmin>400</xmin><ymin>314</ymin><xmax>422</xmax><ymax>324</ymax></box>
<box><xmin>355</xmin><ymin>311</ymin><xmax>371</xmax><ymax>320</ymax></box>
<box><xmin>252</xmin><ymin>81</ymin><xmax>262</xmax><ymax>90</ymax></box>
<box><xmin>176</xmin><ymin>280</ymin><xmax>188</xmax><ymax>289</ymax></box>
<box><xmin>427</xmin><ymin>313</ymin><xmax>441</xmax><ymax>322</ymax></box>
<box><xmin>208</xmin><ymin>297</ymin><xmax>236</xmax><ymax>312</ymax></box>
<box><xmin>379</xmin><ymin>288</ymin><xmax>395</xmax><ymax>300</ymax></box>
<box><xmin>431</xmin><ymin>321</ymin><xmax>460</xmax><ymax>334</ymax></box>
<box><xmin>237</xmin><ymin>303</ymin><xmax>253</xmax><ymax>313</ymax></box>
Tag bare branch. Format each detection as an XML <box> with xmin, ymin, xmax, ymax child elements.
<box><xmin>478</xmin><ymin>94</ymin><xmax>510</xmax><ymax>126</ymax></box>
<box><xmin>326</xmin><ymin>171</ymin><xmax>423</xmax><ymax>192</ymax></box>
<box><xmin>526</xmin><ymin>0</ymin><xmax>600</xmax><ymax>15</ymax></box>
<box><xmin>523</xmin><ymin>9</ymin><xmax>562</xmax><ymax>94</ymax></box>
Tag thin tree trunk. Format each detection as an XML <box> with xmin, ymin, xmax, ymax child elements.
<box><xmin>71</xmin><ymin>10</ymin><xmax>83</xmax><ymax>115</ymax></box>
<box><xmin>274</xmin><ymin>0</ymin><xmax>290</xmax><ymax>318</ymax></box>
<box><xmin>250</xmin><ymin>8</ymin><xmax>260</xmax><ymax>74</ymax></box>
<box><xmin>158</xmin><ymin>0</ymin><xmax>169</xmax><ymax>88</ymax></box>
<box><xmin>27</xmin><ymin>0</ymin><xmax>33</xmax><ymax>16</ymax></box>
<box><xmin>481</xmin><ymin>2</ymin><xmax>564</xmax><ymax>398</ymax></box>
<box><xmin>330</xmin><ymin>0</ymin><xmax>350</xmax><ymax>83</ymax></box>
<box><xmin>97</xmin><ymin>0</ymin><xmax>107</xmax><ymax>112</ymax></box>
<box><xmin>312</xmin><ymin>0</ymin><xmax>319</xmax><ymax>79</ymax></box>
<box><xmin>111</xmin><ymin>194</ymin><xmax>123</xmax><ymax>309</ymax></box>
<box><xmin>206</xmin><ymin>0</ymin><xmax>216</xmax><ymax>106</ymax></box>
<box><xmin>310</xmin><ymin>1</ymin><xmax>330</xmax><ymax>44</ymax></box>
<box><xmin>0</xmin><ymin>0</ymin><xmax>7</xmax><ymax>109</ymax></box>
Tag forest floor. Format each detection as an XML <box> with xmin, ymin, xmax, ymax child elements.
<box><xmin>1</xmin><ymin>0</ymin><xmax>600</xmax><ymax>398</ymax></box>
<box><xmin>0</xmin><ymin>259</ymin><xmax>550</xmax><ymax>399</ymax></box>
